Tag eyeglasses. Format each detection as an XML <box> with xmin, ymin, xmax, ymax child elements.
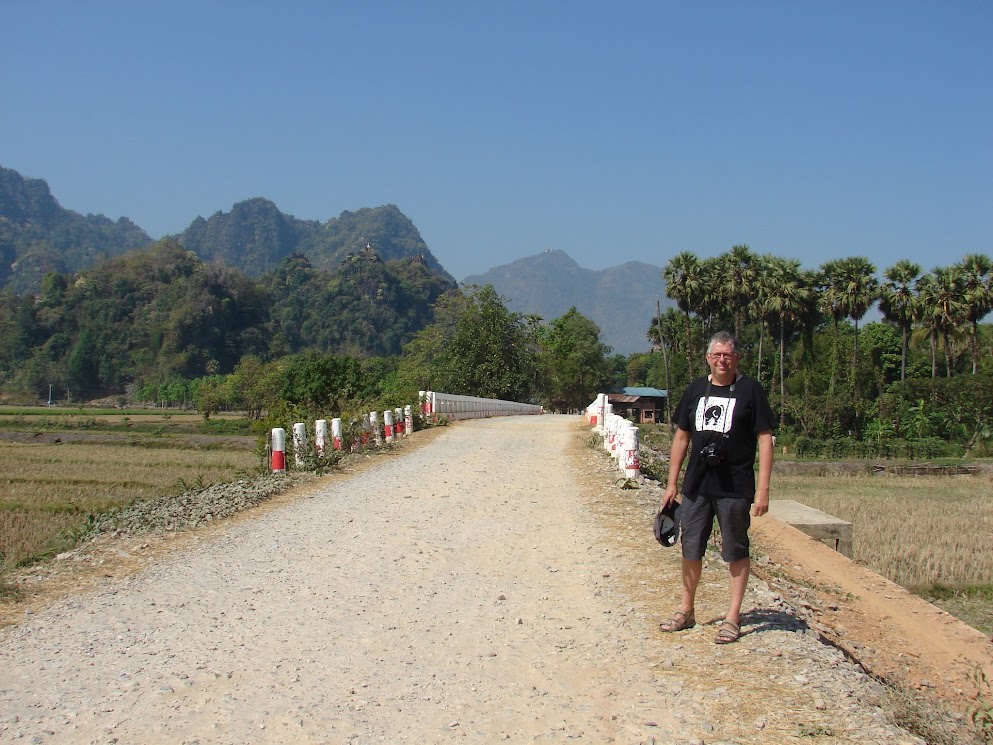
<box><xmin>707</xmin><ymin>352</ymin><xmax>736</xmax><ymax>360</ymax></box>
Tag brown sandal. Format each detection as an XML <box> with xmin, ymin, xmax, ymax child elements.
<box><xmin>659</xmin><ymin>610</ymin><xmax>695</xmax><ymax>632</ymax></box>
<box><xmin>715</xmin><ymin>620</ymin><xmax>740</xmax><ymax>644</ymax></box>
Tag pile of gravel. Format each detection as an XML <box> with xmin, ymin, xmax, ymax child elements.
<box><xmin>89</xmin><ymin>473</ymin><xmax>310</xmax><ymax>538</ymax></box>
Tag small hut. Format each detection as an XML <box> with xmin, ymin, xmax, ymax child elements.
<box><xmin>606</xmin><ymin>387</ymin><xmax>668</xmax><ymax>424</ymax></box>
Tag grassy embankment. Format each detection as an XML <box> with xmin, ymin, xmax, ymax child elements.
<box><xmin>0</xmin><ymin>407</ymin><xmax>260</xmax><ymax>574</ymax></box>
<box><xmin>775</xmin><ymin>471</ymin><xmax>993</xmax><ymax>635</ymax></box>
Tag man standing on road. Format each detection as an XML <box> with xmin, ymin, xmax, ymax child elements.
<box><xmin>658</xmin><ymin>331</ymin><xmax>775</xmax><ymax>644</ymax></box>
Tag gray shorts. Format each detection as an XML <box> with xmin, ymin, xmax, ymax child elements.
<box><xmin>679</xmin><ymin>492</ymin><xmax>751</xmax><ymax>562</ymax></box>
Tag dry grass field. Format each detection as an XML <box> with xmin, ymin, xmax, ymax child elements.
<box><xmin>775</xmin><ymin>471</ymin><xmax>993</xmax><ymax>634</ymax></box>
<box><xmin>0</xmin><ymin>408</ymin><xmax>258</xmax><ymax>570</ymax></box>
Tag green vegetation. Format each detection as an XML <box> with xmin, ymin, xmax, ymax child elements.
<box><xmin>649</xmin><ymin>245</ymin><xmax>993</xmax><ymax>455</ymax></box>
<box><xmin>0</xmin><ymin>240</ymin><xmax>456</xmax><ymax>402</ymax></box>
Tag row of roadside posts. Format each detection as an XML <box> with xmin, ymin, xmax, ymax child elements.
<box><xmin>270</xmin><ymin>405</ymin><xmax>414</xmax><ymax>472</ymax></box>
<box><xmin>268</xmin><ymin>391</ymin><xmax>545</xmax><ymax>472</ymax></box>
<box><xmin>587</xmin><ymin>392</ymin><xmax>641</xmax><ymax>480</ymax></box>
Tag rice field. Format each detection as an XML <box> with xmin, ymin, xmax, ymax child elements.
<box><xmin>774</xmin><ymin>471</ymin><xmax>993</xmax><ymax>633</ymax></box>
<box><xmin>1</xmin><ymin>434</ymin><xmax>258</xmax><ymax>568</ymax></box>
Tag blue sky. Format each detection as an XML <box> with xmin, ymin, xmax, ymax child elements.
<box><xmin>2</xmin><ymin>1</ymin><xmax>990</xmax><ymax>282</ymax></box>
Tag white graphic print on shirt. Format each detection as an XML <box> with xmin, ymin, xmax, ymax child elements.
<box><xmin>695</xmin><ymin>395</ymin><xmax>736</xmax><ymax>434</ymax></box>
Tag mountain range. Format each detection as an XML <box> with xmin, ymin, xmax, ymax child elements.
<box><xmin>464</xmin><ymin>250</ymin><xmax>667</xmax><ymax>354</ymax></box>
<box><xmin>1</xmin><ymin>165</ymin><xmax>666</xmax><ymax>354</ymax></box>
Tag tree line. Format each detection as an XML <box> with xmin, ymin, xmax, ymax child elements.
<box><xmin>3</xmin><ymin>232</ymin><xmax>991</xmax><ymax>456</ymax></box>
<box><xmin>642</xmin><ymin>246</ymin><xmax>993</xmax><ymax>456</ymax></box>
<box><xmin>0</xmin><ymin>239</ymin><xmax>614</xmax><ymax>429</ymax></box>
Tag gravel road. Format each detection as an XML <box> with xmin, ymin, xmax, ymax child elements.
<box><xmin>1</xmin><ymin>415</ymin><xmax>924</xmax><ymax>744</ymax></box>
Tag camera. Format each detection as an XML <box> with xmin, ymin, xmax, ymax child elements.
<box><xmin>700</xmin><ymin>441</ymin><xmax>724</xmax><ymax>467</ymax></box>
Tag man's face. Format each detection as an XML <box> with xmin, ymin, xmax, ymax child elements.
<box><xmin>706</xmin><ymin>343</ymin><xmax>739</xmax><ymax>379</ymax></box>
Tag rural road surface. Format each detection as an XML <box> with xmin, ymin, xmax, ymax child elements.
<box><xmin>1</xmin><ymin>416</ymin><xmax>928</xmax><ymax>743</ymax></box>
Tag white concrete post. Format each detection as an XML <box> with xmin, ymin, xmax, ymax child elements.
<box><xmin>595</xmin><ymin>394</ymin><xmax>607</xmax><ymax>433</ymax></box>
<box><xmin>331</xmin><ymin>417</ymin><xmax>343</xmax><ymax>450</ymax></box>
<box><xmin>404</xmin><ymin>405</ymin><xmax>413</xmax><ymax>436</ymax></box>
<box><xmin>623</xmin><ymin>422</ymin><xmax>641</xmax><ymax>479</ymax></box>
<box><xmin>383</xmin><ymin>410</ymin><xmax>395</xmax><ymax>444</ymax></box>
<box><xmin>292</xmin><ymin>422</ymin><xmax>307</xmax><ymax>466</ymax></box>
<box><xmin>271</xmin><ymin>427</ymin><xmax>286</xmax><ymax>473</ymax></box>
<box><xmin>315</xmin><ymin>419</ymin><xmax>328</xmax><ymax>455</ymax></box>
<box><xmin>361</xmin><ymin>413</ymin><xmax>371</xmax><ymax>446</ymax></box>
<box><xmin>609</xmin><ymin>415</ymin><xmax>621</xmax><ymax>457</ymax></box>
<box><xmin>394</xmin><ymin>407</ymin><xmax>405</xmax><ymax>437</ymax></box>
<box><xmin>370</xmin><ymin>411</ymin><xmax>382</xmax><ymax>446</ymax></box>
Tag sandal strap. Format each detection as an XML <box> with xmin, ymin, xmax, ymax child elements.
<box><xmin>660</xmin><ymin>610</ymin><xmax>695</xmax><ymax>631</ymax></box>
<box><xmin>715</xmin><ymin>620</ymin><xmax>741</xmax><ymax>643</ymax></box>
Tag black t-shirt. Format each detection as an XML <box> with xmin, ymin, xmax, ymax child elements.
<box><xmin>672</xmin><ymin>374</ymin><xmax>775</xmax><ymax>499</ymax></box>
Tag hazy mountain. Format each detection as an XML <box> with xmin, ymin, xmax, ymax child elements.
<box><xmin>0</xmin><ymin>167</ymin><xmax>153</xmax><ymax>293</ymax></box>
<box><xmin>463</xmin><ymin>250</ymin><xmax>670</xmax><ymax>355</ymax></box>
<box><xmin>1</xmin><ymin>165</ymin><xmax>665</xmax><ymax>355</ymax></box>
<box><xmin>0</xmin><ymin>166</ymin><xmax>452</xmax><ymax>293</ymax></box>
<box><xmin>175</xmin><ymin>200</ymin><xmax>452</xmax><ymax>280</ymax></box>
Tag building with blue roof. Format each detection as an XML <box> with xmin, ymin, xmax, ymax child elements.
<box><xmin>607</xmin><ymin>387</ymin><xmax>668</xmax><ymax>424</ymax></box>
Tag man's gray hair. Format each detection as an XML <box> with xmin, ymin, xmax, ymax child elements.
<box><xmin>707</xmin><ymin>331</ymin><xmax>738</xmax><ymax>354</ymax></box>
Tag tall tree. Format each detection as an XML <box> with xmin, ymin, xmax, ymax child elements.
<box><xmin>763</xmin><ymin>257</ymin><xmax>813</xmax><ymax>428</ymax></box>
<box><xmin>837</xmin><ymin>256</ymin><xmax>879</xmax><ymax>377</ymax></box>
<box><xmin>878</xmin><ymin>259</ymin><xmax>921</xmax><ymax>382</ymax></box>
<box><xmin>719</xmin><ymin>244</ymin><xmax>759</xmax><ymax>339</ymax></box>
<box><xmin>647</xmin><ymin>304</ymin><xmax>682</xmax><ymax>424</ymax></box>
<box><xmin>663</xmin><ymin>252</ymin><xmax>706</xmax><ymax>377</ymax></box>
<box><xmin>915</xmin><ymin>267</ymin><xmax>968</xmax><ymax>378</ymax></box>
<box><xmin>957</xmin><ymin>253</ymin><xmax>993</xmax><ymax>374</ymax></box>
<box><xmin>539</xmin><ymin>308</ymin><xmax>612</xmax><ymax>412</ymax></box>
<box><xmin>913</xmin><ymin>272</ymin><xmax>940</xmax><ymax>378</ymax></box>
<box><xmin>753</xmin><ymin>253</ymin><xmax>779</xmax><ymax>386</ymax></box>
<box><xmin>817</xmin><ymin>259</ymin><xmax>849</xmax><ymax>399</ymax></box>
<box><xmin>436</xmin><ymin>285</ymin><xmax>540</xmax><ymax>402</ymax></box>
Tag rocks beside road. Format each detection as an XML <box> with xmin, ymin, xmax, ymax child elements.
<box><xmin>86</xmin><ymin>473</ymin><xmax>312</xmax><ymax>538</ymax></box>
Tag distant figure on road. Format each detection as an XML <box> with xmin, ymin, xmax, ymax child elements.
<box><xmin>658</xmin><ymin>331</ymin><xmax>775</xmax><ymax>644</ymax></box>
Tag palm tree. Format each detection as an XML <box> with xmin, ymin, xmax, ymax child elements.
<box><xmin>957</xmin><ymin>253</ymin><xmax>993</xmax><ymax>374</ymax></box>
<box><xmin>836</xmin><ymin>256</ymin><xmax>879</xmax><ymax>377</ymax></box>
<box><xmin>878</xmin><ymin>260</ymin><xmax>922</xmax><ymax>382</ymax></box>
<box><xmin>817</xmin><ymin>259</ymin><xmax>848</xmax><ymax>397</ymax></box>
<box><xmin>764</xmin><ymin>256</ymin><xmax>812</xmax><ymax>428</ymax></box>
<box><xmin>719</xmin><ymin>244</ymin><xmax>759</xmax><ymax>339</ymax></box>
<box><xmin>647</xmin><ymin>303</ymin><xmax>682</xmax><ymax>424</ymax></box>
<box><xmin>913</xmin><ymin>273</ymin><xmax>940</xmax><ymax>378</ymax></box>
<box><xmin>917</xmin><ymin>266</ymin><xmax>966</xmax><ymax>377</ymax></box>
<box><xmin>753</xmin><ymin>253</ymin><xmax>778</xmax><ymax>386</ymax></box>
<box><xmin>663</xmin><ymin>252</ymin><xmax>705</xmax><ymax>376</ymax></box>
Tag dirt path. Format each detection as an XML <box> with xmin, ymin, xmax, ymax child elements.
<box><xmin>0</xmin><ymin>416</ymin><xmax>986</xmax><ymax>744</ymax></box>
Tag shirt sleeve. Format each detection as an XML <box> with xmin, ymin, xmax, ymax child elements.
<box><xmin>672</xmin><ymin>382</ymin><xmax>696</xmax><ymax>431</ymax></box>
<box><xmin>751</xmin><ymin>380</ymin><xmax>776</xmax><ymax>433</ymax></box>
